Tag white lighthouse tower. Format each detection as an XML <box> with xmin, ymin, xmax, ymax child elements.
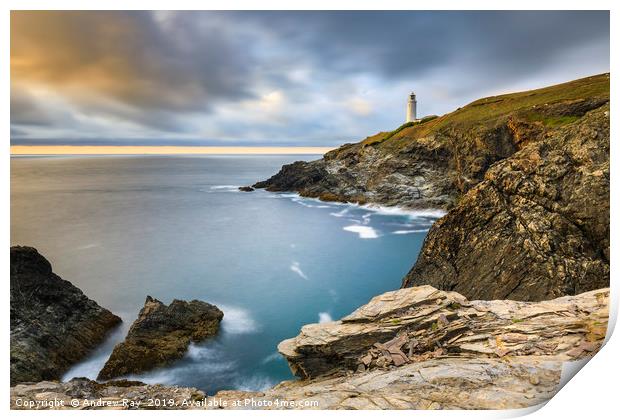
<box><xmin>406</xmin><ymin>92</ymin><xmax>418</xmax><ymax>123</ymax></box>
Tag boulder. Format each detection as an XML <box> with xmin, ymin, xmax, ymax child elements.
<box><xmin>10</xmin><ymin>246</ymin><xmax>122</xmax><ymax>385</ymax></box>
<box><xmin>97</xmin><ymin>296</ymin><xmax>223</xmax><ymax>380</ymax></box>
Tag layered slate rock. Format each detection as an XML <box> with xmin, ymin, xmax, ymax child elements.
<box><xmin>403</xmin><ymin>104</ymin><xmax>609</xmax><ymax>301</ymax></box>
<box><xmin>98</xmin><ymin>296</ymin><xmax>223</xmax><ymax>380</ymax></box>
<box><xmin>10</xmin><ymin>246</ymin><xmax>122</xmax><ymax>385</ymax></box>
<box><xmin>13</xmin><ymin>285</ymin><xmax>609</xmax><ymax>410</ymax></box>
<box><xmin>278</xmin><ymin>285</ymin><xmax>608</xmax><ymax>379</ymax></box>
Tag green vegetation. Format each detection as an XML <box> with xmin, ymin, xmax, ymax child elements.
<box><xmin>377</xmin><ymin>73</ymin><xmax>609</xmax><ymax>150</ymax></box>
<box><xmin>362</xmin><ymin>115</ymin><xmax>439</xmax><ymax>147</ymax></box>
<box><xmin>525</xmin><ymin>113</ymin><xmax>580</xmax><ymax>127</ymax></box>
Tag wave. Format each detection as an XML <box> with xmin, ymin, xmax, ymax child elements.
<box><xmin>343</xmin><ymin>225</ymin><xmax>379</xmax><ymax>239</ymax></box>
<box><xmin>216</xmin><ymin>305</ymin><xmax>260</xmax><ymax>334</ymax></box>
<box><xmin>359</xmin><ymin>203</ymin><xmax>446</xmax><ymax>219</ymax></box>
<box><xmin>392</xmin><ymin>228</ymin><xmax>429</xmax><ymax>235</ymax></box>
<box><xmin>207</xmin><ymin>185</ymin><xmax>241</xmax><ymax>193</ymax></box>
<box><xmin>318</xmin><ymin>312</ymin><xmax>333</xmax><ymax>323</ymax></box>
<box><xmin>290</xmin><ymin>261</ymin><xmax>308</xmax><ymax>279</ymax></box>
<box><xmin>261</xmin><ymin>352</ymin><xmax>283</xmax><ymax>364</ymax></box>
<box><xmin>291</xmin><ymin>197</ymin><xmax>334</xmax><ymax>209</ymax></box>
<box><xmin>330</xmin><ymin>208</ymin><xmax>349</xmax><ymax>217</ymax></box>
<box><xmin>126</xmin><ymin>345</ymin><xmax>237</xmax><ymax>386</ymax></box>
<box><xmin>233</xmin><ymin>374</ymin><xmax>277</xmax><ymax>392</ymax></box>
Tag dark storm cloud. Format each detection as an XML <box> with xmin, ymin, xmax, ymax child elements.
<box><xmin>237</xmin><ymin>11</ymin><xmax>608</xmax><ymax>87</ymax></box>
<box><xmin>10</xmin><ymin>10</ymin><xmax>609</xmax><ymax>143</ymax></box>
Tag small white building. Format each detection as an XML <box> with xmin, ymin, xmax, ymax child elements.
<box><xmin>406</xmin><ymin>92</ymin><xmax>419</xmax><ymax>123</ymax></box>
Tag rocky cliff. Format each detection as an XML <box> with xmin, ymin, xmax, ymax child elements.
<box><xmin>98</xmin><ymin>296</ymin><xmax>223</xmax><ymax>380</ymax></box>
<box><xmin>402</xmin><ymin>104</ymin><xmax>609</xmax><ymax>300</ymax></box>
<box><xmin>10</xmin><ymin>246</ymin><xmax>121</xmax><ymax>385</ymax></box>
<box><xmin>254</xmin><ymin>74</ymin><xmax>610</xmax><ymax>301</ymax></box>
<box><xmin>11</xmin><ymin>285</ymin><xmax>609</xmax><ymax>410</ymax></box>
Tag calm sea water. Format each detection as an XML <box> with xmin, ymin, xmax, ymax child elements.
<box><xmin>10</xmin><ymin>155</ymin><xmax>441</xmax><ymax>395</ymax></box>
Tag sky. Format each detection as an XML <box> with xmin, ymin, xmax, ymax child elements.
<box><xmin>10</xmin><ymin>11</ymin><xmax>610</xmax><ymax>147</ymax></box>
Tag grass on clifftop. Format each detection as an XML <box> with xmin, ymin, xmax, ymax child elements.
<box><xmin>368</xmin><ymin>73</ymin><xmax>609</xmax><ymax>150</ymax></box>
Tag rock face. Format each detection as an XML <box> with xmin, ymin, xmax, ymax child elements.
<box><xmin>402</xmin><ymin>105</ymin><xmax>609</xmax><ymax>301</ymax></box>
<box><xmin>97</xmin><ymin>296</ymin><xmax>223</xmax><ymax>380</ymax></box>
<box><xmin>254</xmin><ymin>74</ymin><xmax>610</xmax><ymax>301</ymax></box>
<box><xmin>278</xmin><ymin>285</ymin><xmax>608</xmax><ymax>379</ymax></box>
<box><xmin>12</xmin><ymin>285</ymin><xmax>609</xmax><ymax>410</ymax></box>
<box><xmin>10</xmin><ymin>246</ymin><xmax>122</xmax><ymax>386</ymax></box>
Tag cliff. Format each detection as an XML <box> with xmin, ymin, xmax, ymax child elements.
<box><xmin>10</xmin><ymin>246</ymin><xmax>122</xmax><ymax>385</ymax></box>
<box><xmin>254</xmin><ymin>74</ymin><xmax>610</xmax><ymax>301</ymax></box>
<box><xmin>11</xmin><ymin>286</ymin><xmax>609</xmax><ymax>410</ymax></box>
<box><xmin>402</xmin><ymin>103</ymin><xmax>609</xmax><ymax>300</ymax></box>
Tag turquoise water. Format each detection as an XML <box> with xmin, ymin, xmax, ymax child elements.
<box><xmin>10</xmin><ymin>155</ymin><xmax>441</xmax><ymax>394</ymax></box>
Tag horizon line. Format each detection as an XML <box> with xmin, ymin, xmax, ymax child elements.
<box><xmin>10</xmin><ymin>145</ymin><xmax>337</xmax><ymax>156</ymax></box>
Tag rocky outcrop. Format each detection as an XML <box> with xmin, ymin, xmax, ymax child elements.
<box><xmin>254</xmin><ymin>74</ymin><xmax>610</xmax><ymax>301</ymax></box>
<box><xmin>12</xmin><ymin>285</ymin><xmax>609</xmax><ymax>410</ymax></box>
<box><xmin>10</xmin><ymin>378</ymin><xmax>207</xmax><ymax>410</ymax></box>
<box><xmin>97</xmin><ymin>296</ymin><xmax>223</xmax><ymax>380</ymax></box>
<box><xmin>10</xmin><ymin>246</ymin><xmax>122</xmax><ymax>386</ymax></box>
<box><xmin>402</xmin><ymin>104</ymin><xmax>609</xmax><ymax>301</ymax></box>
<box><xmin>278</xmin><ymin>285</ymin><xmax>608</xmax><ymax>379</ymax></box>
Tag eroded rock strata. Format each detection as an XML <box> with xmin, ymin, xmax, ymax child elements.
<box><xmin>10</xmin><ymin>246</ymin><xmax>122</xmax><ymax>386</ymax></box>
<box><xmin>277</xmin><ymin>286</ymin><xmax>608</xmax><ymax>379</ymax></box>
<box><xmin>402</xmin><ymin>104</ymin><xmax>609</xmax><ymax>301</ymax></box>
<box><xmin>97</xmin><ymin>296</ymin><xmax>223</xmax><ymax>380</ymax></box>
<box><xmin>11</xmin><ymin>286</ymin><xmax>609</xmax><ymax>410</ymax></box>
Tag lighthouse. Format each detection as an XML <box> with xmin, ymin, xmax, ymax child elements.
<box><xmin>406</xmin><ymin>92</ymin><xmax>418</xmax><ymax>123</ymax></box>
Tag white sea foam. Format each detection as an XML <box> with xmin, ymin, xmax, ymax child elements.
<box><xmin>208</xmin><ymin>185</ymin><xmax>240</xmax><ymax>192</ymax></box>
<box><xmin>330</xmin><ymin>208</ymin><xmax>349</xmax><ymax>217</ymax></box>
<box><xmin>343</xmin><ymin>225</ymin><xmax>379</xmax><ymax>239</ymax></box>
<box><xmin>290</xmin><ymin>261</ymin><xmax>308</xmax><ymax>279</ymax></box>
<box><xmin>393</xmin><ymin>229</ymin><xmax>429</xmax><ymax>235</ymax></box>
<box><xmin>360</xmin><ymin>203</ymin><xmax>446</xmax><ymax>219</ymax></box>
<box><xmin>318</xmin><ymin>312</ymin><xmax>333</xmax><ymax>323</ymax></box>
<box><xmin>216</xmin><ymin>305</ymin><xmax>259</xmax><ymax>334</ymax></box>
<box><xmin>328</xmin><ymin>288</ymin><xmax>339</xmax><ymax>302</ymax></box>
<box><xmin>233</xmin><ymin>375</ymin><xmax>277</xmax><ymax>392</ymax></box>
<box><xmin>292</xmin><ymin>197</ymin><xmax>334</xmax><ymax>209</ymax></box>
<box><xmin>261</xmin><ymin>352</ymin><xmax>283</xmax><ymax>364</ymax></box>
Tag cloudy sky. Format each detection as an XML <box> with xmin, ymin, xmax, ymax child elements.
<box><xmin>11</xmin><ymin>11</ymin><xmax>609</xmax><ymax>146</ymax></box>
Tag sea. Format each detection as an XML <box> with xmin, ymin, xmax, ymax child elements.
<box><xmin>10</xmin><ymin>155</ymin><xmax>442</xmax><ymax>395</ymax></box>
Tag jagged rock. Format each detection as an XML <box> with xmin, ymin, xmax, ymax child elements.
<box><xmin>97</xmin><ymin>296</ymin><xmax>223</xmax><ymax>380</ymax></box>
<box><xmin>278</xmin><ymin>285</ymin><xmax>608</xmax><ymax>379</ymax></box>
<box><xmin>14</xmin><ymin>285</ymin><xmax>609</xmax><ymax>410</ymax></box>
<box><xmin>10</xmin><ymin>246</ymin><xmax>121</xmax><ymax>386</ymax></box>
<box><xmin>403</xmin><ymin>104</ymin><xmax>609</xmax><ymax>301</ymax></box>
<box><xmin>238</xmin><ymin>186</ymin><xmax>255</xmax><ymax>192</ymax></box>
